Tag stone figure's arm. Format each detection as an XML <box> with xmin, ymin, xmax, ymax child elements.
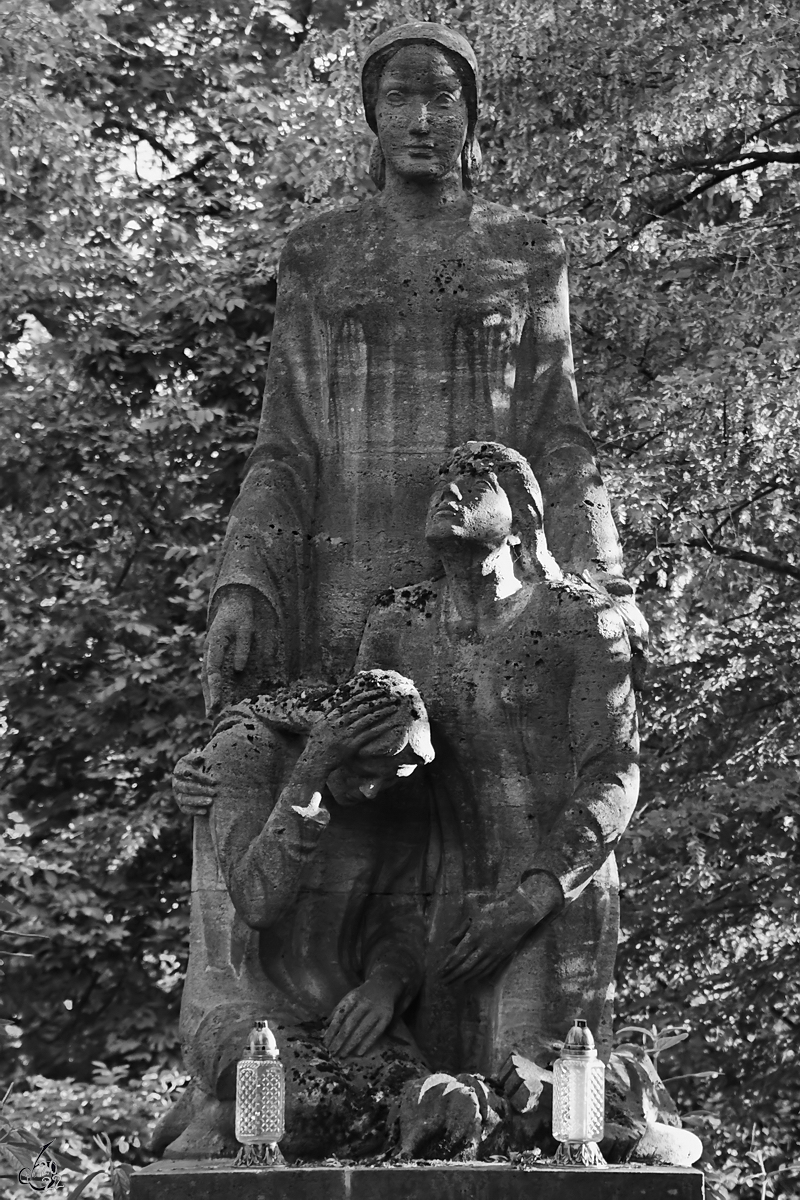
<box><xmin>443</xmin><ymin>597</ymin><xmax>639</xmax><ymax>986</ymax></box>
<box><xmin>213</xmin><ymin>690</ymin><xmax>403</xmax><ymax>930</ymax></box>
<box><xmin>512</xmin><ymin>226</ymin><xmax>626</xmax><ymax>586</ymax></box>
<box><xmin>521</xmin><ymin>601</ymin><xmax>640</xmax><ymax>910</ymax></box>
<box><xmin>325</xmin><ymin>885</ymin><xmax>427</xmax><ymax>1059</ymax></box>
<box><xmin>209</xmin><ymin>719</ymin><xmax>330</xmax><ymax>931</ymax></box>
<box><xmin>325</xmin><ymin>785</ymin><xmax>429</xmax><ymax>1058</ymax></box>
<box><xmin>361</xmin><ymin>844</ymin><xmax>428</xmax><ymax>1014</ymax></box>
<box><xmin>204</xmin><ymin>232</ymin><xmax>326</xmax><ymax>710</ymax></box>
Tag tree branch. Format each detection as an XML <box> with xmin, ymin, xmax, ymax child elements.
<box><xmin>683</xmin><ymin>538</ymin><xmax>800</xmax><ymax>582</ymax></box>
<box><xmin>707</xmin><ymin>479</ymin><xmax>784</xmax><ymax>538</ymax></box>
<box><xmin>651</xmin><ymin>151</ymin><xmax>800</xmax><ymax>222</ymax></box>
<box><xmin>99</xmin><ymin>120</ymin><xmax>178</xmax><ymax>164</ymax></box>
<box><xmin>646</xmin><ymin>107</ymin><xmax>800</xmax><ymax>179</ymax></box>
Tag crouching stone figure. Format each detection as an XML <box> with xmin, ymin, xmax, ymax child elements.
<box><xmin>151</xmin><ymin>670</ymin><xmax>434</xmax><ymax>1160</ymax></box>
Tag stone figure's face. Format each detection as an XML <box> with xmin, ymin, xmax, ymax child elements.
<box><xmin>326</xmin><ymin>747</ymin><xmax>420</xmax><ymax>806</ymax></box>
<box><xmin>426</xmin><ymin>469</ymin><xmax>514</xmax><ymax>549</ymax></box>
<box><xmin>375</xmin><ymin>44</ymin><xmax>468</xmax><ymax>183</ymax></box>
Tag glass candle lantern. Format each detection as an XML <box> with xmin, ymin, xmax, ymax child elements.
<box><xmin>234</xmin><ymin>1020</ymin><xmax>285</xmax><ymax>1164</ymax></box>
<box><xmin>552</xmin><ymin>1018</ymin><xmax>607</xmax><ymax>1166</ymax></box>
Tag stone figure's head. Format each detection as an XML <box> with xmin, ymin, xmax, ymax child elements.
<box><xmin>426</xmin><ymin>440</ymin><xmax>561</xmax><ymax>580</ymax></box>
<box><xmin>252</xmin><ymin>670</ymin><xmax>434</xmax><ymax>805</ymax></box>
<box><xmin>361</xmin><ymin>22</ymin><xmax>481</xmax><ymax>191</ymax></box>
<box><xmin>324</xmin><ymin>670</ymin><xmax>434</xmax><ymax>804</ymax></box>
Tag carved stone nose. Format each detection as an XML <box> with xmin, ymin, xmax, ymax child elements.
<box><xmin>411</xmin><ymin>103</ymin><xmax>431</xmax><ymax>130</ymax></box>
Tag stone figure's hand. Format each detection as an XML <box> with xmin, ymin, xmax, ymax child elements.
<box><xmin>323</xmin><ymin>979</ymin><xmax>396</xmax><ymax>1058</ymax></box>
<box><xmin>591</xmin><ymin>573</ymin><xmax>650</xmax><ymax>688</ymax></box>
<box><xmin>203</xmin><ymin>585</ymin><xmax>255</xmax><ymax>715</ymax></box>
<box><xmin>398</xmin><ymin>1073</ymin><xmax>498</xmax><ymax>1161</ymax></box>
<box><xmin>300</xmin><ymin>690</ymin><xmax>402</xmax><ymax>776</ymax></box>
<box><xmin>173</xmin><ymin>751</ymin><xmax>214</xmax><ymax>815</ymax></box>
<box><xmin>441</xmin><ymin>888</ymin><xmax>551</xmax><ymax>985</ymax></box>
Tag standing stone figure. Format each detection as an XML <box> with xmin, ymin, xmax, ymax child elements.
<box><xmin>203</xmin><ymin>20</ymin><xmax>637</xmax><ymax>714</ymax></box>
<box><xmin>357</xmin><ymin>443</ymin><xmax>639</xmax><ymax>1089</ymax></box>
<box><xmin>153</xmin><ymin>671</ymin><xmax>435</xmax><ymax>1159</ymax></box>
<box><xmin>160</xmin><ymin>16</ymin><xmax>649</xmax><ymax>1166</ymax></box>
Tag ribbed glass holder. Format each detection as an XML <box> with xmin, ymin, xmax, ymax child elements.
<box><xmin>552</xmin><ymin>1055</ymin><xmax>605</xmax><ymax>1143</ymax></box>
<box><xmin>235</xmin><ymin>1058</ymin><xmax>285</xmax><ymax>1145</ymax></box>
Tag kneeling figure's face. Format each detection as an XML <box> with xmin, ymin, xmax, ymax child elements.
<box><xmin>426</xmin><ymin>469</ymin><xmax>514</xmax><ymax>549</ymax></box>
<box><xmin>327</xmin><ymin>747</ymin><xmax>420</xmax><ymax>806</ymax></box>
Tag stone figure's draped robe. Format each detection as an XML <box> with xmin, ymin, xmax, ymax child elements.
<box><xmin>181</xmin><ymin>701</ymin><xmax>430</xmax><ymax>1135</ymax></box>
<box><xmin>357</xmin><ymin>578</ymin><xmax>639</xmax><ymax>1078</ymax></box>
<box><xmin>209</xmin><ymin>196</ymin><xmax>625</xmax><ymax>690</ymax></box>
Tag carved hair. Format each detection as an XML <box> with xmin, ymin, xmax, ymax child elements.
<box><xmin>223</xmin><ymin>669</ymin><xmax>434</xmax><ymax>764</ymax></box>
<box><xmin>362</xmin><ymin>40</ymin><xmax>482</xmax><ymax>191</ymax></box>
<box><xmin>438</xmin><ymin>441</ymin><xmax>561</xmax><ymax>580</ymax></box>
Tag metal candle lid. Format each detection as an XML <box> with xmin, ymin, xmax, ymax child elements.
<box><xmin>249</xmin><ymin>1020</ymin><xmax>279</xmax><ymax>1059</ymax></box>
<box><xmin>561</xmin><ymin>1018</ymin><xmax>598</xmax><ymax>1058</ymax></box>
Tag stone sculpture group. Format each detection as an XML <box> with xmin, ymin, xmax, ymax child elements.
<box><xmin>150</xmin><ymin>21</ymin><xmax>658</xmax><ymax>1164</ymax></box>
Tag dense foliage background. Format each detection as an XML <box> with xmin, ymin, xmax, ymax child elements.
<box><xmin>1</xmin><ymin>0</ymin><xmax>798</xmax><ymax>1195</ymax></box>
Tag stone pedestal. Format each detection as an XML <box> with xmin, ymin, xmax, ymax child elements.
<box><xmin>131</xmin><ymin>1160</ymin><xmax>704</xmax><ymax>1200</ymax></box>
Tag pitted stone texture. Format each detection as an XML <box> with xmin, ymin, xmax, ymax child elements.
<box><xmin>171</xmin><ymin>20</ymin><xmax>648</xmax><ymax>1169</ymax></box>
<box><xmin>206</xmin><ymin>197</ymin><xmax>624</xmax><ymax>695</ymax></box>
<box><xmin>356</xmin><ymin>445</ymin><xmax>639</xmax><ymax>1081</ymax></box>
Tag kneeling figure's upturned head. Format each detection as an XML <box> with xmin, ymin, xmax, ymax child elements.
<box><xmin>426</xmin><ymin>440</ymin><xmax>558</xmax><ymax>581</ymax></box>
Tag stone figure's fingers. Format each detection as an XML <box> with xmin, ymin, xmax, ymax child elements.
<box><xmin>326</xmin><ymin>998</ymin><xmax>374</xmax><ymax>1056</ymax></box>
<box><xmin>232</xmin><ymin>604</ymin><xmax>254</xmax><ymax>672</ymax></box>
<box><xmin>322</xmin><ymin>995</ymin><xmax>356</xmax><ymax>1047</ymax></box>
<box><xmin>178</xmin><ymin>776</ymin><xmax>214</xmax><ymax>794</ymax></box>
<box><xmin>205</xmin><ymin>669</ymin><xmax>223</xmax><ymax>713</ymax></box>
<box><xmin>455</xmin><ymin>954</ymin><xmax>496</xmax><ymax>984</ymax></box>
<box><xmin>448</xmin><ymin>918</ymin><xmax>472</xmax><ymax>946</ymax></box>
<box><xmin>336</xmin><ymin>1007</ymin><xmax>381</xmax><ymax>1058</ymax></box>
<box><xmin>173</xmin><ymin>784</ymin><xmax>215</xmax><ymax>807</ymax></box>
<box><xmin>339</xmin><ymin>699</ymin><xmax>400</xmax><ymax>732</ymax></box>
<box><xmin>350</xmin><ymin>1014</ymin><xmax>386</xmax><ymax>1057</ymax></box>
<box><xmin>172</xmin><ymin>759</ymin><xmax>215</xmax><ymax>813</ymax></box>
<box><xmin>173</xmin><ymin>765</ymin><xmax>212</xmax><ymax>788</ymax></box>
<box><xmin>350</xmin><ymin>712</ymin><xmax>405</xmax><ymax>749</ymax></box>
<box><xmin>175</xmin><ymin>798</ymin><xmax>211</xmax><ymax>815</ymax></box>
<box><xmin>182</xmin><ymin>751</ymin><xmax>206</xmax><ymax>770</ymax></box>
<box><xmin>327</xmin><ymin>1006</ymin><xmax>368</xmax><ymax>1055</ymax></box>
<box><xmin>205</xmin><ymin>615</ymin><xmax>230</xmax><ymax>676</ymax></box>
<box><xmin>336</xmin><ymin>689</ymin><xmax>390</xmax><ymax>714</ymax></box>
<box><xmin>174</xmin><ymin>791</ymin><xmax>215</xmax><ymax>814</ymax></box>
<box><xmin>442</xmin><ymin>946</ymin><xmax>487</xmax><ymax>984</ymax></box>
<box><xmin>441</xmin><ymin>932</ymin><xmax>480</xmax><ymax>975</ymax></box>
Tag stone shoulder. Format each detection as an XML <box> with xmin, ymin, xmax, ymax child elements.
<box><xmin>280</xmin><ymin>203</ymin><xmax>364</xmax><ymax>265</ymax></box>
<box><xmin>472</xmin><ymin>197</ymin><xmax>565</xmax><ymax>249</ymax></box>
<box><xmin>546</xmin><ymin>575</ymin><xmax>630</xmax><ymax>648</ymax></box>
<box><xmin>280</xmin><ymin>196</ymin><xmax>565</xmax><ymax>270</ymax></box>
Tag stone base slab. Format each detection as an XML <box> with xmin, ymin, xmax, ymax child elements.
<box><xmin>131</xmin><ymin>1159</ymin><xmax>704</xmax><ymax>1200</ymax></box>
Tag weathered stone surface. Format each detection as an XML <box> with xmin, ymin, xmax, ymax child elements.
<box><xmin>201</xmin><ymin>22</ymin><xmax>632</xmax><ymax>714</ymax></box>
<box><xmin>156</xmin><ymin>19</ymin><xmax>657</xmax><ymax>1169</ymax></box>
<box><xmin>357</xmin><ymin>443</ymin><xmax>639</xmax><ymax>1082</ymax></box>
<box><xmin>154</xmin><ymin>672</ymin><xmax>436</xmax><ymax>1159</ymax></box>
<box><xmin>131</xmin><ymin>1161</ymin><xmax>705</xmax><ymax>1200</ymax></box>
